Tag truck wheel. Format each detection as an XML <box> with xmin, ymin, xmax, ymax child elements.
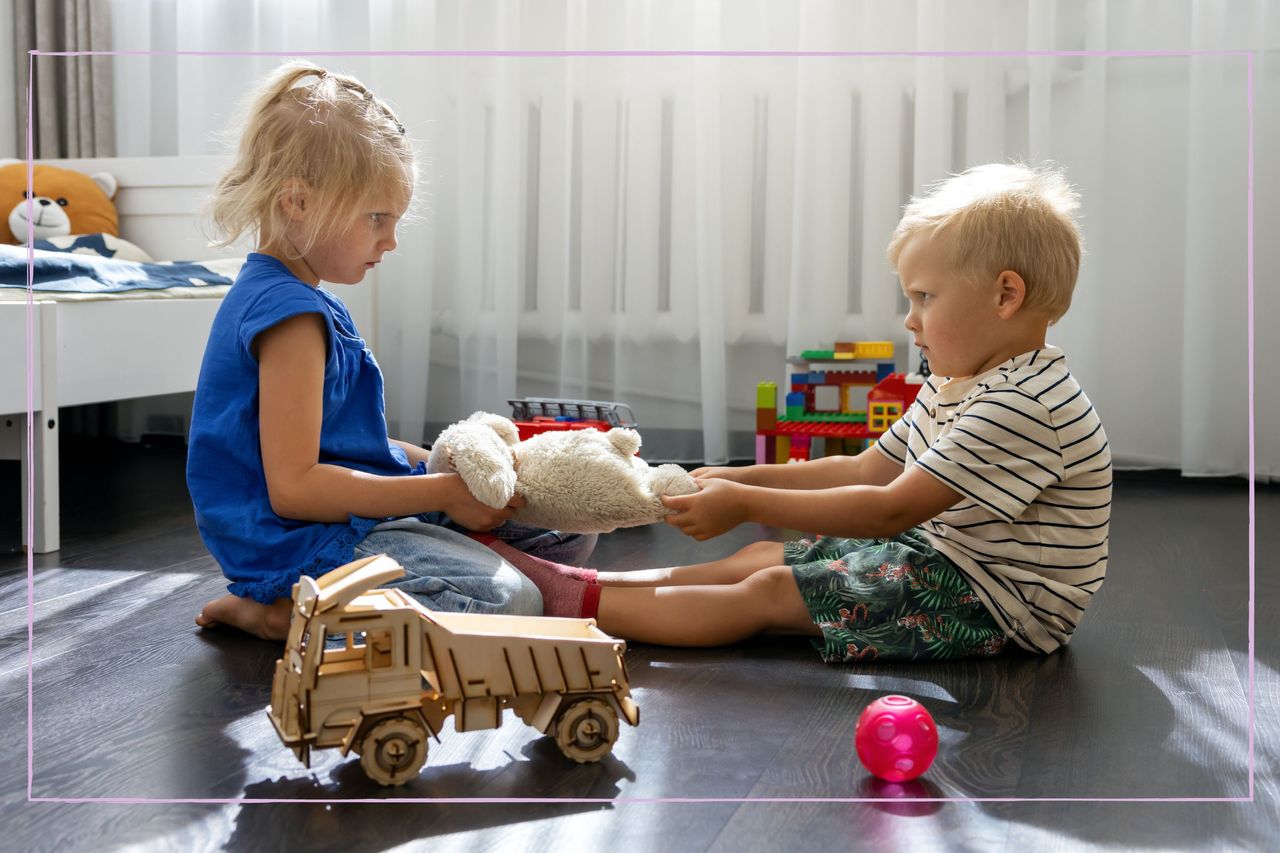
<box><xmin>360</xmin><ymin>716</ymin><xmax>428</xmax><ymax>785</ymax></box>
<box><xmin>554</xmin><ymin>698</ymin><xmax>619</xmax><ymax>763</ymax></box>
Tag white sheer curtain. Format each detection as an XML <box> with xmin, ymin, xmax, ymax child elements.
<box><xmin>103</xmin><ymin>0</ymin><xmax>1277</xmax><ymax>476</ymax></box>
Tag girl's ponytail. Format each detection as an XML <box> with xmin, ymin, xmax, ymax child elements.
<box><xmin>263</xmin><ymin>61</ymin><xmax>327</xmax><ymax>104</ymax></box>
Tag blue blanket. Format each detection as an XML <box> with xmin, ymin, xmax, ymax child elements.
<box><xmin>0</xmin><ymin>244</ymin><xmax>234</xmax><ymax>294</ymax></box>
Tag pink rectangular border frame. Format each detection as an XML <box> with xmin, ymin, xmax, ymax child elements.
<box><xmin>22</xmin><ymin>47</ymin><xmax>1257</xmax><ymax>806</ymax></box>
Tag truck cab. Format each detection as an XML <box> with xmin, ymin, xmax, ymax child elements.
<box><xmin>270</xmin><ymin>556</ymin><xmax>427</xmax><ymax>774</ymax></box>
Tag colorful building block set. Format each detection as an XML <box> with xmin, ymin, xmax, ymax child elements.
<box><xmin>755</xmin><ymin>341</ymin><xmax>925</xmax><ymax>463</ymax></box>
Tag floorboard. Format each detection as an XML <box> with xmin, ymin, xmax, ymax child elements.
<box><xmin>1</xmin><ymin>438</ymin><xmax>1276</xmax><ymax>851</ymax></box>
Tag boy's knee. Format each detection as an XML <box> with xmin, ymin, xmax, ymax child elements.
<box><xmin>737</xmin><ymin>540</ymin><xmax>784</xmax><ymax>563</ymax></box>
<box><xmin>743</xmin><ymin>566</ymin><xmax>803</xmax><ymax>620</ymax></box>
<box><xmin>750</xmin><ymin>565</ymin><xmax>796</xmax><ymax>589</ymax></box>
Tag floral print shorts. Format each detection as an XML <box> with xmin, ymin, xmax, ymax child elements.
<box><xmin>785</xmin><ymin>528</ymin><xmax>1011</xmax><ymax>664</ymax></box>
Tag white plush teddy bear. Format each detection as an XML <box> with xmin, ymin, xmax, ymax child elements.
<box><xmin>425</xmin><ymin>411</ymin><xmax>699</xmax><ymax>534</ymax></box>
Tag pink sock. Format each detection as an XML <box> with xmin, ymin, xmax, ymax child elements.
<box><xmin>471</xmin><ymin>536</ymin><xmax>600</xmax><ymax>619</ymax></box>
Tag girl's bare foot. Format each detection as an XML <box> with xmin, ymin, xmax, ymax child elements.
<box><xmin>196</xmin><ymin>594</ymin><xmax>293</xmax><ymax>641</ymax></box>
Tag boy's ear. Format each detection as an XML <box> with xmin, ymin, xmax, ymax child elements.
<box><xmin>279</xmin><ymin>179</ymin><xmax>309</xmax><ymax>220</ymax></box>
<box><xmin>994</xmin><ymin>269</ymin><xmax>1027</xmax><ymax>318</ymax></box>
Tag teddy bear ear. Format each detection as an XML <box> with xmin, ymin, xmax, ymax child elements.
<box><xmin>447</xmin><ymin>422</ymin><xmax>518</xmax><ymax>508</ymax></box>
<box><xmin>457</xmin><ymin>462</ymin><xmax>517</xmax><ymax>509</ymax></box>
<box><xmin>607</xmin><ymin>428</ymin><xmax>642</xmax><ymax>458</ymax></box>
<box><xmin>90</xmin><ymin>172</ymin><xmax>118</xmax><ymax>201</ymax></box>
<box><xmin>469</xmin><ymin>411</ymin><xmax>520</xmax><ymax>446</ymax></box>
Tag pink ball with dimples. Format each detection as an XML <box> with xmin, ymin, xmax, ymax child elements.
<box><xmin>854</xmin><ymin>695</ymin><xmax>938</xmax><ymax>782</ymax></box>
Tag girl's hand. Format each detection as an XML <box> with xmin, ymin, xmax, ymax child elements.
<box><xmin>441</xmin><ymin>474</ymin><xmax>525</xmax><ymax>531</ymax></box>
<box><xmin>659</xmin><ymin>478</ymin><xmax>748</xmax><ymax>540</ymax></box>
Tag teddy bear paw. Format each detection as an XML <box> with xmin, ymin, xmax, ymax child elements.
<box><xmin>649</xmin><ymin>464</ymin><xmax>699</xmax><ymax>498</ymax></box>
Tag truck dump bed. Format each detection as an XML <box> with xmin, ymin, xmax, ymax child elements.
<box><xmin>411</xmin><ymin>601</ymin><xmax>628</xmax><ymax>701</ymax></box>
<box><xmin>426</xmin><ymin>611</ymin><xmax>612</xmax><ymax>641</ymax></box>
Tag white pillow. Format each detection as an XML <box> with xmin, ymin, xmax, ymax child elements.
<box><xmin>33</xmin><ymin>233</ymin><xmax>155</xmax><ymax>263</ymax></box>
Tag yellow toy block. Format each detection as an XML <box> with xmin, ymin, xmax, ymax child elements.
<box><xmin>756</xmin><ymin>381</ymin><xmax>777</xmax><ymax>409</ymax></box>
<box><xmin>853</xmin><ymin>341</ymin><xmax>895</xmax><ymax>360</ymax></box>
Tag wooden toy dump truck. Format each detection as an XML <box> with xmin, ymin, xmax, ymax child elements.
<box><xmin>267</xmin><ymin>554</ymin><xmax>639</xmax><ymax>785</ymax></box>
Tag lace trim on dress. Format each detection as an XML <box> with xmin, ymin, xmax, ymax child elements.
<box><xmin>228</xmin><ymin>515</ymin><xmax>382</xmax><ymax>604</ymax></box>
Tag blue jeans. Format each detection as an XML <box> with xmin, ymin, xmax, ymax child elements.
<box><xmin>352</xmin><ymin>514</ymin><xmax>598</xmax><ymax>617</ymax></box>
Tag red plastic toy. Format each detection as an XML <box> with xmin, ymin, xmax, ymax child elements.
<box><xmin>853</xmin><ymin>695</ymin><xmax>939</xmax><ymax>782</ymax></box>
<box><xmin>507</xmin><ymin>398</ymin><xmax>638</xmax><ymax>442</ymax></box>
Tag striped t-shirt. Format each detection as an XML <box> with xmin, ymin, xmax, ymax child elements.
<box><xmin>875</xmin><ymin>346</ymin><xmax>1111</xmax><ymax>654</ymax></box>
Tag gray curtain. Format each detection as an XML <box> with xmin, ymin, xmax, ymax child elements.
<box><xmin>14</xmin><ymin>0</ymin><xmax>115</xmax><ymax>158</ymax></box>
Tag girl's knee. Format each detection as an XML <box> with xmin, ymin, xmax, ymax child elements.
<box><xmin>558</xmin><ymin>532</ymin><xmax>599</xmax><ymax>566</ymax></box>
<box><xmin>514</xmin><ymin>530</ymin><xmax>598</xmax><ymax>566</ymax></box>
<box><xmin>497</xmin><ymin>566</ymin><xmax>544</xmax><ymax>616</ymax></box>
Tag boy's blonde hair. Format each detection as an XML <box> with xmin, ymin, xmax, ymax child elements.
<box><xmin>887</xmin><ymin>163</ymin><xmax>1083</xmax><ymax>323</ymax></box>
<box><xmin>207</xmin><ymin>60</ymin><xmax>416</xmax><ymax>256</ymax></box>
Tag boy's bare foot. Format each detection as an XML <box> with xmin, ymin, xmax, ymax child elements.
<box><xmin>196</xmin><ymin>594</ymin><xmax>293</xmax><ymax>641</ymax></box>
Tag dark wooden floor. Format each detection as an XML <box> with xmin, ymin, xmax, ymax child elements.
<box><xmin>1</xmin><ymin>437</ymin><xmax>1277</xmax><ymax>851</ymax></box>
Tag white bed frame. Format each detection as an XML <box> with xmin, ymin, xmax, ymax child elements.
<box><xmin>0</xmin><ymin>155</ymin><xmax>378</xmax><ymax>553</ymax></box>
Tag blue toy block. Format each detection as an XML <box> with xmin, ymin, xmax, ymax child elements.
<box><xmin>876</xmin><ymin>362</ymin><xmax>894</xmax><ymax>382</ymax></box>
<box><xmin>786</xmin><ymin>392</ymin><xmax>806</xmax><ymax>407</ymax></box>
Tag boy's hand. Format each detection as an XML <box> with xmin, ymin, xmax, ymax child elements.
<box><xmin>660</xmin><ymin>479</ymin><xmax>748</xmax><ymax>540</ymax></box>
<box><xmin>442</xmin><ymin>475</ymin><xmax>525</xmax><ymax>531</ymax></box>
<box><xmin>689</xmin><ymin>465</ymin><xmax>744</xmax><ymax>482</ymax></box>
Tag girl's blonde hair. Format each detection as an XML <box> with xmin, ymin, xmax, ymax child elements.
<box><xmin>887</xmin><ymin>163</ymin><xmax>1084</xmax><ymax>323</ymax></box>
<box><xmin>207</xmin><ymin>60</ymin><xmax>416</xmax><ymax>256</ymax></box>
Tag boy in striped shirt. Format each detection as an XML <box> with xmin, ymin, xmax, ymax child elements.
<box><xmin>506</xmin><ymin>163</ymin><xmax>1108</xmax><ymax>661</ymax></box>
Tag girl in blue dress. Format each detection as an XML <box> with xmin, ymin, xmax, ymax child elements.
<box><xmin>188</xmin><ymin>61</ymin><xmax>594</xmax><ymax>640</ymax></box>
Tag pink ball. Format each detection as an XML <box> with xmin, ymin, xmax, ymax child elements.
<box><xmin>854</xmin><ymin>695</ymin><xmax>938</xmax><ymax>782</ymax></box>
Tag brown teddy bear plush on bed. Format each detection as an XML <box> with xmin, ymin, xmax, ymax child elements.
<box><xmin>0</xmin><ymin>160</ymin><xmax>119</xmax><ymax>244</ymax></box>
<box><xmin>0</xmin><ymin>160</ymin><xmax>154</xmax><ymax>261</ymax></box>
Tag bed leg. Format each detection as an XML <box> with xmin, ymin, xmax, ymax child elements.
<box><xmin>20</xmin><ymin>409</ymin><xmax>59</xmax><ymax>554</ymax></box>
<box><xmin>19</xmin><ymin>303</ymin><xmax>59</xmax><ymax>554</ymax></box>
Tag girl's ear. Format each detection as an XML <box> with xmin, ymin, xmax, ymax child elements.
<box><xmin>995</xmin><ymin>269</ymin><xmax>1027</xmax><ymax>318</ymax></box>
<box><xmin>279</xmin><ymin>179</ymin><xmax>309</xmax><ymax>221</ymax></box>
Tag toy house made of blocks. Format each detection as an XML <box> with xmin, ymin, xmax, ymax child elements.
<box><xmin>755</xmin><ymin>341</ymin><xmax>925</xmax><ymax>463</ymax></box>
